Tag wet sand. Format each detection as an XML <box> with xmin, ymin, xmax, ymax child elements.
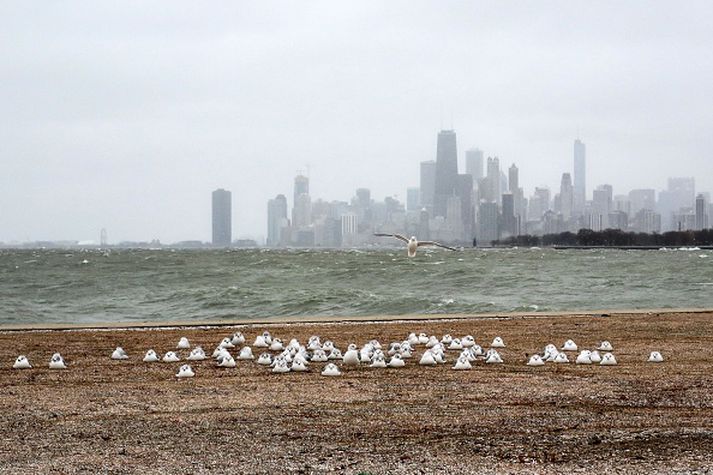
<box><xmin>1</xmin><ymin>311</ymin><xmax>712</xmax><ymax>474</ymax></box>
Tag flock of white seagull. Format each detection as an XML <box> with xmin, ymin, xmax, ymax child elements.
<box><xmin>10</xmin><ymin>330</ymin><xmax>665</xmax><ymax>378</ymax></box>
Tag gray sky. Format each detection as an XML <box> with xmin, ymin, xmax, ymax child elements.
<box><xmin>1</xmin><ymin>1</ymin><xmax>712</xmax><ymax>243</ymax></box>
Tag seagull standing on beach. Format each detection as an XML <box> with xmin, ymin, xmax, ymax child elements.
<box><xmin>373</xmin><ymin>233</ymin><xmax>457</xmax><ymax>257</ymax></box>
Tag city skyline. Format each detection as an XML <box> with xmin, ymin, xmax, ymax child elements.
<box><xmin>2</xmin><ymin>2</ymin><xmax>713</xmax><ymax>243</ymax></box>
<box><xmin>4</xmin><ymin>129</ymin><xmax>713</xmax><ymax>246</ymax></box>
<box><xmin>255</xmin><ymin>130</ymin><xmax>711</xmax><ymax>249</ymax></box>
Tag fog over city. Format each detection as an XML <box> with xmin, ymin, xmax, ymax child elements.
<box><xmin>1</xmin><ymin>1</ymin><xmax>712</xmax><ymax>244</ymax></box>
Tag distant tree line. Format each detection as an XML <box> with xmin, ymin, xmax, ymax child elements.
<box><xmin>492</xmin><ymin>228</ymin><xmax>713</xmax><ymax>247</ymax></box>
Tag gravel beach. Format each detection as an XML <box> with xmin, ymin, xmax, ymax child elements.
<box><xmin>1</xmin><ymin>311</ymin><xmax>712</xmax><ymax>474</ymax></box>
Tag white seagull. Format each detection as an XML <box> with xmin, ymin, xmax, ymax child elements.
<box><xmin>373</xmin><ymin>233</ymin><xmax>457</xmax><ymax>257</ymax></box>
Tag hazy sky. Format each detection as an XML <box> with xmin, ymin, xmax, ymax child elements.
<box><xmin>1</xmin><ymin>1</ymin><xmax>712</xmax><ymax>243</ymax></box>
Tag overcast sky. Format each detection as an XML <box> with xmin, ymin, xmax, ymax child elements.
<box><xmin>1</xmin><ymin>1</ymin><xmax>712</xmax><ymax>243</ymax></box>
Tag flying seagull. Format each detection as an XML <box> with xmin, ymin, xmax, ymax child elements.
<box><xmin>374</xmin><ymin>233</ymin><xmax>457</xmax><ymax>257</ymax></box>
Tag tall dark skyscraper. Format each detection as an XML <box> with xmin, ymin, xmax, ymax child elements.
<box><xmin>573</xmin><ymin>139</ymin><xmax>586</xmax><ymax>213</ymax></box>
<box><xmin>212</xmin><ymin>188</ymin><xmax>232</xmax><ymax>246</ymax></box>
<box><xmin>434</xmin><ymin>129</ymin><xmax>458</xmax><ymax>217</ymax></box>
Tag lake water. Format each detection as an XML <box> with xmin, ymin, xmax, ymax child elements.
<box><xmin>1</xmin><ymin>247</ymin><xmax>711</xmax><ymax>325</ymax></box>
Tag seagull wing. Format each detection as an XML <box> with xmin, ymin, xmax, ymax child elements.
<box><xmin>373</xmin><ymin>233</ymin><xmax>410</xmax><ymax>244</ymax></box>
<box><xmin>417</xmin><ymin>241</ymin><xmax>458</xmax><ymax>251</ymax></box>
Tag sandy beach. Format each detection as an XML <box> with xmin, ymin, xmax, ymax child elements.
<box><xmin>1</xmin><ymin>310</ymin><xmax>712</xmax><ymax>474</ymax></box>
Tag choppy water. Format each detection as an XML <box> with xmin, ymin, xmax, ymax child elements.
<box><xmin>0</xmin><ymin>248</ymin><xmax>712</xmax><ymax>325</ymax></box>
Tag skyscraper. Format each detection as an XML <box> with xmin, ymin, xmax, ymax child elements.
<box><xmin>559</xmin><ymin>173</ymin><xmax>574</xmax><ymax>220</ymax></box>
<box><xmin>340</xmin><ymin>213</ymin><xmax>358</xmax><ymax>246</ymax></box>
<box><xmin>529</xmin><ymin>187</ymin><xmax>551</xmax><ymax>221</ymax></box>
<box><xmin>477</xmin><ymin>201</ymin><xmax>500</xmax><ymax>245</ymax></box>
<box><xmin>658</xmin><ymin>177</ymin><xmax>695</xmax><ymax>231</ymax></box>
<box><xmin>695</xmin><ymin>194</ymin><xmax>707</xmax><ymax>230</ymax></box>
<box><xmin>212</xmin><ymin>189</ymin><xmax>232</xmax><ymax>246</ymax></box>
<box><xmin>456</xmin><ymin>174</ymin><xmax>474</xmax><ymax>240</ymax></box>
<box><xmin>481</xmin><ymin>157</ymin><xmax>501</xmax><ymax>204</ymax></box>
<box><xmin>419</xmin><ymin>160</ymin><xmax>436</xmax><ymax>213</ymax></box>
<box><xmin>267</xmin><ymin>194</ymin><xmax>288</xmax><ymax>246</ymax></box>
<box><xmin>465</xmin><ymin>148</ymin><xmax>484</xmax><ymax>183</ymax></box>
<box><xmin>355</xmin><ymin>188</ymin><xmax>371</xmax><ymax>208</ymax></box>
<box><xmin>629</xmin><ymin>189</ymin><xmax>656</xmax><ymax>215</ymax></box>
<box><xmin>501</xmin><ymin>192</ymin><xmax>517</xmax><ymax>237</ymax></box>
<box><xmin>293</xmin><ymin>175</ymin><xmax>309</xmax><ymax>204</ymax></box>
<box><xmin>592</xmin><ymin>185</ymin><xmax>613</xmax><ymax>230</ymax></box>
<box><xmin>406</xmin><ymin>187</ymin><xmax>420</xmax><ymax>212</ymax></box>
<box><xmin>292</xmin><ymin>175</ymin><xmax>311</xmax><ymax>228</ymax></box>
<box><xmin>573</xmin><ymin>139</ymin><xmax>586</xmax><ymax>213</ymax></box>
<box><xmin>433</xmin><ymin>130</ymin><xmax>458</xmax><ymax>217</ymax></box>
<box><xmin>508</xmin><ymin>164</ymin><xmax>519</xmax><ymax>192</ymax></box>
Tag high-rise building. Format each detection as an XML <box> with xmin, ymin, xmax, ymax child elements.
<box><xmin>632</xmin><ymin>209</ymin><xmax>661</xmax><ymax>233</ymax></box>
<box><xmin>592</xmin><ymin>185</ymin><xmax>613</xmax><ymax>230</ymax></box>
<box><xmin>658</xmin><ymin>177</ymin><xmax>695</xmax><ymax>231</ymax></box>
<box><xmin>477</xmin><ymin>201</ymin><xmax>500</xmax><ymax>245</ymax></box>
<box><xmin>629</xmin><ymin>189</ymin><xmax>656</xmax><ymax>215</ymax></box>
<box><xmin>418</xmin><ymin>209</ymin><xmax>430</xmax><ymax>240</ymax></box>
<box><xmin>292</xmin><ymin>175</ymin><xmax>312</xmax><ymax>229</ymax></box>
<box><xmin>212</xmin><ymin>189</ymin><xmax>232</xmax><ymax>246</ymax></box>
<box><xmin>465</xmin><ymin>148</ymin><xmax>484</xmax><ymax>183</ymax></box>
<box><xmin>608</xmin><ymin>211</ymin><xmax>628</xmax><ymax>230</ymax></box>
<box><xmin>406</xmin><ymin>187</ymin><xmax>420</xmax><ymax>212</ymax></box>
<box><xmin>434</xmin><ymin>130</ymin><xmax>458</xmax><ymax>217</ymax></box>
<box><xmin>353</xmin><ymin>188</ymin><xmax>372</xmax><ymax>229</ymax></box>
<box><xmin>482</xmin><ymin>157</ymin><xmax>501</xmax><ymax>204</ymax></box>
<box><xmin>341</xmin><ymin>213</ymin><xmax>358</xmax><ymax>246</ymax></box>
<box><xmin>501</xmin><ymin>192</ymin><xmax>517</xmax><ymax>237</ymax></box>
<box><xmin>573</xmin><ymin>139</ymin><xmax>586</xmax><ymax>213</ymax></box>
<box><xmin>695</xmin><ymin>194</ymin><xmax>708</xmax><ymax>230</ymax></box>
<box><xmin>419</xmin><ymin>160</ymin><xmax>436</xmax><ymax>214</ymax></box>
<box><xmin>294</xmin><ymin>175</ymin><xmax>309</xmax><ymax>204</ymax></box>
<box><xmin>508</xmin><ymin>164</ymin><xmax>519</xmax><ymax>192</ymax></box>
<box><xmin>558</xmin><ymin>173</ymin><xmax>574</xmax><ymax>220</ymax></box>
<box><xmin>356</xmin><ymin>188</ymin><xmax>371</xmax><ymax>207</ymax></box>
<box><xmin>446</xmin><ymin>195</ymin><xmax>463</xmax><ymax>240</ymax></box>
<box><xmin>529</xmin><ymin>187</ymin><xmax>551</xmax><ymax>221</ymax></box>
<box><xmin>456</xmin><ymin>174</ymin><xmax>474</xmax><ymax>240</ymax></box>
<box><xmin>267</xmin><ymin>194</ymin><xmax>288</xmax><ymax>246</ymax></box>
<box><xmin>507</xmin><ymin>163</ymin><xmax>525</xmax><ymax>226</ymax></box>
<box><xmin>668</xmin><ymin>177</ymin><xmax>695</xmax><ymax>206</ymax></box>
<box><xmin>293</xmin><ymin>193</ymin><xmax>312</xmax><ymax>228</ymax></box>
<box><xmin>613</xmin><ymin>195</ymin><xmax>631</xmax><ymax>215</ymax></box>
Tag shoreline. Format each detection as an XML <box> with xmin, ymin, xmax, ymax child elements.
<box><xmin>1</xmin><ymin>310</ymin><xmax>713</xmax><ymax>473</ymax></box>
<box><xmin>1</xmin><ymin>307</ymin><xmax>712</xmax><ymax>332</ymax></box>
